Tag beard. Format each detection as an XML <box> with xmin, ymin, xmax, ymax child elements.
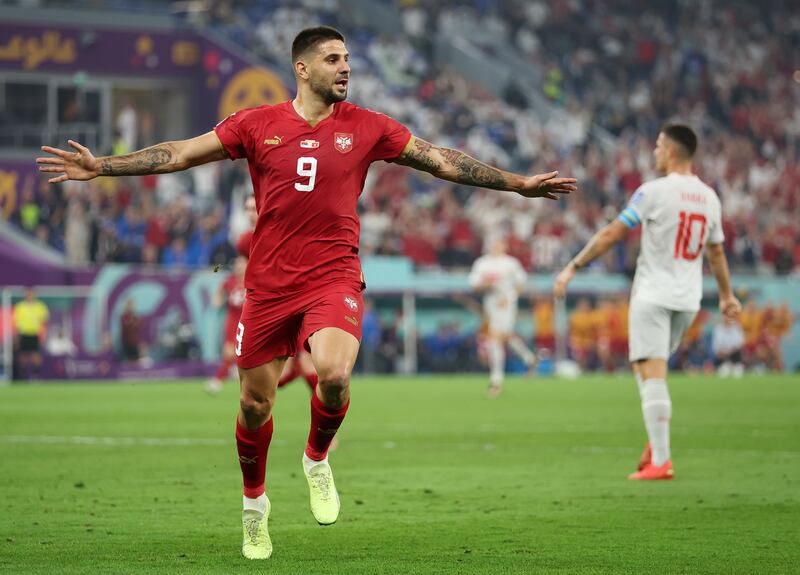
<box><xmin>310</xmin><ymin>76</ymin><xmax>348</xmax><ymax>104</ymax></box>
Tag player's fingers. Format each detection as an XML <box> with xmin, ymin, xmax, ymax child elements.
<box><xmin>38</xmin><ymin>166</ymin><xmax>65</xmax><ymax>173</ymax></box>
<box><xmin>48</xmin><ymin>174</ymin><xmax>69</xmax><ymax>184</ymax></box>
<box><xmin>68</xmin><ymin>139</ymin><xmax>90</xmax><ymax>154</ymax></box>
<box><xmin>536</xmin><ymin>170</ymin><xmax>558</xmax><ymax>182</ymax></box>
<box><xmin>35</xmin><ymin>157</ymin><xmax>65</xmax><ymax>165</ymax></box>
<box><xmin>550</xmin><ymin>177</ymin><xmax>577</xmax><ymax>185</ymax></box>
<box><xmin>40</xmin><ymin>145</ymin><xmax>73</xmax><ymax>159</ymax></box>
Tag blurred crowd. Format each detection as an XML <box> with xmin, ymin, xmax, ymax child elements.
<box><xmin>10</xmin><ymin>167</ymin><xmax>246</xmax><ymax>269</ymax></box>
<box><xmin>368</xmin><ymin>294</ymin><xmax>795</xmax><ymax>376</ymax></box>
<box><xmin>552</xmin><ymin>296</ymin><xmax>793</xmax><ymax>375</ymax></box>
<box><xmin>7</xmin><ymin>0</ymin><xmax>799</xmax><ymax>276</ymax></box>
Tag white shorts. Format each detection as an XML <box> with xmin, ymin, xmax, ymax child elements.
<box><xmin>628</xmin><ymin>299</ymin><xmax>696</xmax><ymax>362</ymax></box>
<box><xmin>486</xmin><ymin>303</ymin><xmax>517</xmax><ymax>334</ymax></box>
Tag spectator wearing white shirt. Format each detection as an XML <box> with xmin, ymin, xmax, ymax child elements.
<box><xmin>47</xmin><ymin>328</ymin><xmax>77</xmax><ymax>357</ymax></box>
<box><xmin>712</xmin><ymin>315</ymin><xmax>745</xmax><ymax>378</ymax></box>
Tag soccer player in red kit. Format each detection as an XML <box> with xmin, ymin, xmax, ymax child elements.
<box><xmin>238</xmin><ymin>195</ymin><xmax>319</xmax><ymax>394</ymax></box>
<box><xmin>206</xmin><ymin>255</ymin><xmax>248</xmax><ymax>394</ymax></box>
<box><xmin>37</xmin><ymin>26</ymin><xmax>576</xmax><ymax>559</ymax></box>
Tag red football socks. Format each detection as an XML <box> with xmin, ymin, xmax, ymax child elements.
<box><xmin>236</xmin><ymin>417</ymin><xmax>273</xmax><ymax>498</ymax></box>
<box><xmin>305</xmin><ymin>392</ymin><xmax>348</xmax><ymax>461</ymax></box>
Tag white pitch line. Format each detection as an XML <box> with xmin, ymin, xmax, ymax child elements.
<box><xmin>2</xmin><ymin>435</ymin><xmax>229</xmax><ymax>447</ymax></box>
<box><xmin>1</xmin><ymin>435</ymin><xmax>292</xmax><ymax>448</ymax></box>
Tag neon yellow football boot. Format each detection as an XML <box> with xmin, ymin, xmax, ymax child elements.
<box><xmin>241</xmin><ymin>497</ymin><xmax>272</xmax><ymax>559</ymax></box>
<box><xmin>303</xmin><ymin>457</ymin><xmax>340</xmax><ymax>525</ymax></box>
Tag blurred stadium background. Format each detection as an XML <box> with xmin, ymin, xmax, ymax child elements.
<box><xmin>1</xmin><ymin>0</ymin><xmax>797</xmax><ymax>382</ymax></box>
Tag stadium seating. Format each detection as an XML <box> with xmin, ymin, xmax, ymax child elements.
<box><xmin>9</xmin><ymin>0</ymin><xmax>798</xmax><ymax>276</ymax></box>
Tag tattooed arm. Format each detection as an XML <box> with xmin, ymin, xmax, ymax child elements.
<box><xmin>36</xmin><ymin>132</ymin><xmax>227</xmax><ymax>183</ymax></box>
<box><xmin>393</xmin><ymin>136</ymin><xmax>577</xmax><ymax>200</ymax></box>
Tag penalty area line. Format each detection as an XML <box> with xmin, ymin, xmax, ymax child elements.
<box><xmin>1</xmin><ymin>435</ymin><xmax>243</xmax><ymax>447</ymax></box>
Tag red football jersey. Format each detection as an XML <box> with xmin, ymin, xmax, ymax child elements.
<box><xmin>215</xmin><ymin>101</ymin><xmax>411</xmax><ymax>294</ymax></box>
<box><xmin>237</xmin><ymin>229</ymin><xmax>253</xmax><ymax>258</ymax></box>
<box><xmin>222</xmin><ymin>274</ymin><xmax>247</xmax><ymax>315</ymax></box>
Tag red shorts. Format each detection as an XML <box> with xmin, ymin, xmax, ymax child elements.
<box><xmin>534</xmin><ymin>334</ymin><xmax>556</xmax><ymax>351</ymax></box>
<box><xmin>223</xmin><ymin>311</ymin><xmax>242</xmax><ymax>347</ymax></box>
<box><xmin>235</xmin><ymin>283</ymin><xmax>364</xmax><ymax>369</ymax></box>
<box><xmin>610</xmin><ymin>337</ymin><xmax>628</xmax><ymax>356</ymax></box>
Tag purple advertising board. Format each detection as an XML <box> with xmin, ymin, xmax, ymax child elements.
<box><xmin>3</xmin><ymin>262</ymin><xmax>227</xmax><ymax>381</ymax></box>
<box><xmin>0</xmin><ymin>20</ymin><xmax>291</xmax><ymax>129</ymax></box>
<box><xmin>0</xmin><ymin>18</ymin><xmax>291</xmax><ymax>222</ymax></box>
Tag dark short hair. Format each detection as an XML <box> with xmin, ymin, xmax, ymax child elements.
<box><xmin>662</xmin><ymin>124</ymin><xmax>698</xmax><ymax>157</ymax></box>
<box><xmin>291</xmin><ymin>26</ymin><xmax>345</xmax><ymax>62</ymax></box>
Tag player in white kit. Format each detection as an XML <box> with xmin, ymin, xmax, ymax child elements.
<box><xmin>469</xmin><ymin>237</ymin><xmax>537</xmax><ymax>397</ymax></box>
<box><xmin>554</xmin><ymin>125</ymin><xmax>741</xmax><ymax>479</ymax></box>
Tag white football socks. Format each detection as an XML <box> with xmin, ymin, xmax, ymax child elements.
<box><xmin>487</xmin><ymin>339</ymin><xmax>505</xmax><ymax>387</ymax></box>
<box><xmin>303</xmin><ymin>452</ymin><xmax>327</xmax><ymax>474</ymax></box>
<box><xmin>640</xmin><ymin>378</ymin><xmax>672</xmax><ymax>466</ymax></box>
<box><xmin>243</xmin><ymin>493</ymin><xmax>267</xmax><ymax>515</ymax></box>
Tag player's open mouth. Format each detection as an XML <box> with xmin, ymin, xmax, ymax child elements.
<box><xmin>335</xmin><ymin>79</ymin><xmax>348</xmax><ymax>88</ymax></box>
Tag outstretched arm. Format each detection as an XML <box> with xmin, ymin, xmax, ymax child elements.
<box><xmin>393</xmin><ymin>136</ymin><xmax>577</xmax><ymax>200</ymax></box>
<box><xmin>36</xmin><ymin>131</ymin><xmax>227</xmax><ymax>184</ymax></box>
<box><xmin>553</xmin><ymin>219</ymin><xmax>628</xmax><ymax>299</ymax></box>
<box><xmin>706</xmin><ymin>242</ymin><xmax>741</xmax><ymax>318</ymax></box>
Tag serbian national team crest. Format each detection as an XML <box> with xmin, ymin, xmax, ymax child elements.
<box><xmin>334</xmin><ymin>132</ymin><xmax>354</xmax><ymax>154</ymax></box>
<box><xmin>344</xmin><ymin>296</ymin><xmax>359</xmax><ymax>311</ymax></box>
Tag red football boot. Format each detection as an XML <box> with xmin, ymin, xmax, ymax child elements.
<box><xmin>628</xmin><ymin>460</ymin><xmax>673</xmax><ymax>480</ymax></box>
<box><xmin>637</xmin><ymin>442</ymin><xmax>652</xmax><ymax>471</ymax></box>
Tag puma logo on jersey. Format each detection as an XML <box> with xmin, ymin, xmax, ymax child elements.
<box><xmin>345</xmin><ymin>315</ymin><xmax>359</xmax><ymax>326</ymax></box>
<box><xmin>264</xmin><ymin>135</ymin><xmax>283</xmax><ymax>145</ymax></box>
<box><xmin>334</xmin><ymin>132</ymin><xmax>354</xmax><ymax>153</ymax></box>
<box><xmin>300</xmin><ymin>139</ymin><xmax>320</xmax><ymax>149</ymax></box>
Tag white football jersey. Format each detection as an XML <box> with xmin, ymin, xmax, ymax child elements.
<box><xmin>618</xmin><ymin>173</ymin><xmax>724</xmax><ymax>312</ymax></box>
<box><xmin>468</xmin><ymin>254</ymin><xmax>527</xmax><ymax>313</ymax></box>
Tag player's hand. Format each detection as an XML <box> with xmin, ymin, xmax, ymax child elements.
<box><xmin>553</xmin><ymin>264</ymin><xmax>576</xmax><ymax>299</ymax></box>
<box><xmin>516</xmin><ymin>171</ymin><xmax>577</xmax><ymax>200</ymax></box>
<box><xmin>720</xmin><ymin>294</ymin><xmax>742</xmax><ymax>319</ymax></box>
<box><xmin>36</xmin><ymin>140</ymin><xmax>100</xmax><ymax>183</ymax></box>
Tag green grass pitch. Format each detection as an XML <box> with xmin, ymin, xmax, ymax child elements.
<box><xmin>1</xmin><ymin>374</ymin><xmax>798</xmax><ymax>574</ymax></box>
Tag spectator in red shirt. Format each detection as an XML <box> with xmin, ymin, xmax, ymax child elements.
<box><xmin>120</xmin><ymin>298</ymin><xmax>142</xmax><ymax>362</ymax></box>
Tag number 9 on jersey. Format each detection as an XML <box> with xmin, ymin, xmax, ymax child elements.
<box><xmin>295</xmin><ymin>157</ymin><xmax>317</xmax><ymax>192</ymax></box>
